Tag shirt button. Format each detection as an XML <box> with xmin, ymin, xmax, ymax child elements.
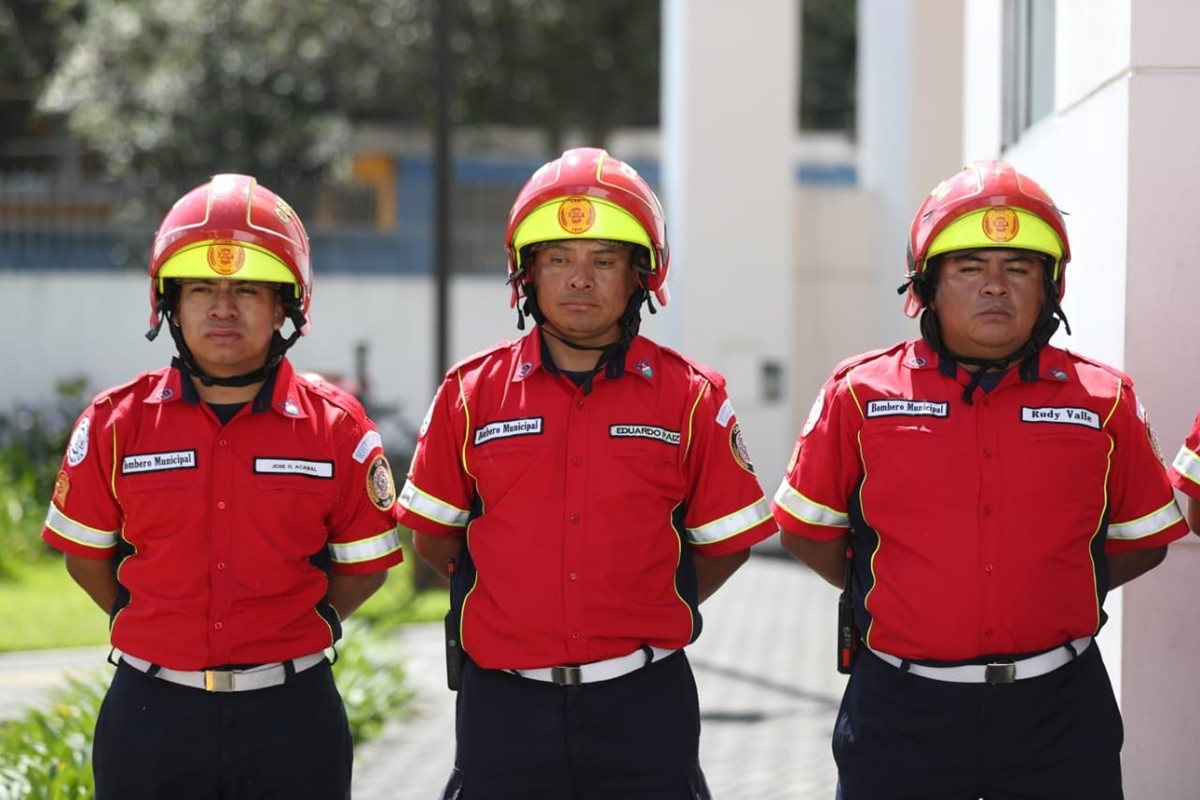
<box><xmin>572</xmin><ymin>456</ymin><xmax>582</xmax><ymax>467</ymax></box>
<box><xmin>217</xmin><ymin>562</ymin><xmax>226</xmax><ymax>570</ymax></box>
<box><xmin>983</xmin><ymin>448</ymin><xmax>992</xmax><ymax>458</ymax></box>
<box><xmin>570</xmin><ymin>514</ymin><xmax>580</xmax><ymax>524</ymax></box>
<box><xmin>569</xmin><ymin>571</ymin><xmax>578</xmax><ymax>581</ymax></box>
<box><xmin>219</xmin><ymin>439</ymin><xmax>228</xmax><ymax>447</ymax></box>
<box><xmin>217</xmin><ymin>501</ymin><xmax>227</xmax><ymax>510</ymax></box>
<box><xmin>984</xmin><ymin>628</ymin><xmax>994</xmax><ymax>638</ymax></box>
<box><xmin>214</xmin><ymin>621</ymin><xmax>223</xmax><ymax>630</ymax></box>
<box><xmin>571</xmin><ymin>631</ymin><xmax>580</xmax><ymax>640</ymax></box>
<box><xmin>982</xmin><ymin>505</ymin><xmax>992</xmax><ymax>516</ymax></box>
<box><xmin>576</xmin><ymin>400</ymin><xmax>585</xmax><ymax>409</ymax></box>
<box><xmin>984</xmin><ymin>564</ymin><xmax>994</xmax><ymax>574</ymax></box>
<box><xmin>982</xmin><ymin>398</ymin><xmax>991</xmax><ymax>407</ymax></box>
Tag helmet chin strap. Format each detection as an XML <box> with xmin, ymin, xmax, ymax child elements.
<box><xmin>921</xmin><ymin>280</ymin><xmax>1071</xmax><ymax>405</ymax></box>
<box><xmin>520</xmin><ymin>284</ymin><xmax>652</xmax><ymax>390</ymax></box>
<box><xmin>147</xmin><ymin>290</ymin><xmax>307</xmax><ymax>388</ymax></box>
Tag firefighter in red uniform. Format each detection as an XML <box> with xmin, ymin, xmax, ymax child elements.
<box><xmin>1168</xmin><ymin>423</ymin><xmax>1200</xmax><ymax>532</ymax></box>
<box><xmin>772</xmin><ymin>161</ymin><xmax>1188</xmax><ymax>799</ymax></box>
<box><xmin>396</xmin><ymin>147</ymin><xmax>776</xmax><ymax>798</ymax></box>
<box><xmin>42</xmin><ymin>174</ymin><xmax>404</xmax><ymax>800</ymax></box>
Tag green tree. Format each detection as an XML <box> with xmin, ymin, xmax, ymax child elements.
<box><xmin>0</xmin><ymin>0</ymin><xmax>85</xmax><ymax>169</ymax></box>
<box><xmin>38</xmin><ymin>0</ymin><xmax>430</xmax><ymax>210</ymax></box>
<box><xmin>35</xmin><ymin>0</ymin><xmax>660</xmax><ymax>206</ymax></box>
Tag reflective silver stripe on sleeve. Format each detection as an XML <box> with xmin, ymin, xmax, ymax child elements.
<box><xmin>687</xmin><ymin>498</ymin><xmax>772</xmax><ymax>544</ymax></box>
<box><xmin>1171</xmin><ymin>445</ymin><xmax>1200</xmax><ymax>486</ymax></box>
<box><xmin>43</xmin><ymin>505</ymin><xmax>117</xmax><ymax>549</ymax></box>
<box><xmin>1108</xmin><ymin>499</ymin><xmax>1184</xmax><ymax>540</ymax></box>
<box><xmin>772</xmin><ymin>481</ymin><xmax>850</xmax><ymax>528</ymax></box>
<box><xmin>328</xmin><ymin>527</ymin><xmax>404</xmax><ymax>564</ymax></box>
<box><xmin>398</xmin><ymin>479</ymin><xmax>469</xmax><ymax>527</ymax></box>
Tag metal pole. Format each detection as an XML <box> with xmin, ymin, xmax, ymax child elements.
<box><xmin>433</xmin><ymin>0</ymin><xmax>453</xmax><ymax>383</ymax></box>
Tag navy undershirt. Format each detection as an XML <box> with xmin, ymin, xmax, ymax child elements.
<box><xmin>975</xmin><ymin>370</ymin><xmax>1008</xmax><ymax>393</ymax></box>
<box><xmin>208</xmin><ymin>402</ymin><xmax>247</xmax><ymax>425</ymax></box>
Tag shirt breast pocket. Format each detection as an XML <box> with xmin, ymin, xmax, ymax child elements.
<box><xmin>472</xmin><ymin>444</ymin><xmax>540</xmax><ymax>504</ymax></box>
<box><xmin>612</xmin><ymin>439</ymin><xmax>683</xmax><ymax>493</ymax></box>
<box><xmin>117</xmin><ymin>472</ymin><xmax>200</xmax><ymax>545</ymax></box>
<box><xmin>859</xmin><ymin>422</ymin><xmax>946</xmax><ymax>476</ymax></box>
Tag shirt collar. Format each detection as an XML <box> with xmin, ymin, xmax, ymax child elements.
<box><xmin>906</xmin><ymin>339</ymin><xmax>1053</xmax><ymax>386</ymax></box>
<box><xmin>510</xmin><ymin>327</ymin><xmax>656</xmax><ymax>385</ymax></box>
<box><xmin>144</xmin><ymin>358</ymin><xmax>306</xmax><ymax>418</ymax></box>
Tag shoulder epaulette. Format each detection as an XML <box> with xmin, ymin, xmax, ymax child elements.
<box><xmin>90</xmin><ymin>369</ymin><xmax>167</xmax><ymax>407</ymax></box>
<box><xmin>1062</xmin><ymin>349</ymin><xmax>1134</xmax><ymax>388</ymax></box>
<box><xmin>304</xmin><ymin>377</ymin><xmax>370</xmax><ymax>422</ymax></box>
<box><xmin>445</xmin><ymin>339</ymin><xmax>517</xmax><ymax>377</ymax></box>
<box><xmin>832</xmin><ymin>341</ymin><xmax>909</xmax><ymax>381</ymax></box>
<box><xmin>654</xmin><ymin>343</ymin><xmax>726</xmax><ymax>390</ymax></box>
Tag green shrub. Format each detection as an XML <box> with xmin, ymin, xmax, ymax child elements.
<box><xmin>0</xmin><ymin>621</ymin><xmax>409</xmax><ymax>796</ymax></box>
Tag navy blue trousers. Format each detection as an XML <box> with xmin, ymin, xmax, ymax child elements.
<box><xmin>92</xmin><ymin>660</ymin><xmax>352</xmax><ymax>800</ymax></box>
<box><xmin>441</xmin><ymin>651</ymin><xmax>710</xmax><ymax>799</ymax></box>
<box><xmin>833</xmin><ymin>643</ymin><xmax>1123</xmax><ymax>800</ymax></box>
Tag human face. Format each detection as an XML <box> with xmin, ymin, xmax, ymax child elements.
<box><xmin>529</xmin><ymin>240</ymin><xmax>639</xmax><ymax>348</ymax></box>
<box><xmin>930</xmin><ymin>248</ymin><xmax>1046</xmax><ymax>362</ymax></box>
<box><xmin>175</xmin><ymin>279</ymin><xmax>284</xmax><ymax>378</ymax></box>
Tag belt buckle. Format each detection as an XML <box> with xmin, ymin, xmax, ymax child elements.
<box><xmin>204</xmin><ymin>670</ymin><xmax>235</xmax><ymax>692</ymax></box>
<box><xmin>985</xmin><ymin>662</ymin><xmax>1016</xmax><ymax>685</ymax></box>
<box><xmin>550</xmin><ymin>665</ymin><xmax>581</xmax><ymax>686</ymax></box>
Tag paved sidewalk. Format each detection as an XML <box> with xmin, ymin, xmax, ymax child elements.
<box><xmin>353</xmin><ymin>554</ymin><xmax>844</xmax><ymax>799</ymax></box>
<box><xmin>0</xmin><ymin>644</ymin><xmax>109</xmax><ymax>721</ymax></box>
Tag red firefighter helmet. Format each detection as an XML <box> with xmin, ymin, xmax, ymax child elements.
<box><xmin>147</xmin><ymin>174</ymin><xmax>313</xmax><ymax>334</ymax></box>
<box><xmin>904</xmin><ymin>160</ymin><xmax>1070</xmax><ymax>317</ymax></box>
<box><xmin>505</xmin><ymin>147</ymin><xmax>670</xmax><ymax>308</ymax></box>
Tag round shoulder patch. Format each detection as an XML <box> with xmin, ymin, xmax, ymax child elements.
<box><xmin>67</xmin><ymin>417</ymin><xmax>90</xmax><ymax>467</ymax></box>
<box><xmin>801</xmin><ymin>387</ymin><xmax>825</xmax><ymax>438</ymax></box>
<box><xmin>730</xmin><ymin>423</ymin><xmax>755</xmax><ymax>474</ymax></box>
<box><xmin>366</xmin><ymin>455</ymin><xmax>396</xmax><ymax>511</ymax></box>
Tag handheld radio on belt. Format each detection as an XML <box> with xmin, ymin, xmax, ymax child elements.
<box><xmin>837</xmin><ymin>546</ymin><xmax>858</xmax><ymax>674</ymax></box>
<box><xmin>445</xmin><ymin>557</ymin><xmax>463</xmax><ymax>691</ymax></box>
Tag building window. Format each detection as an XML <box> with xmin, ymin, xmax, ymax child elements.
<box><xmin>799</xmin><ymin>0</ymin><xmax>856</xmax><ymax>135</ymax></box>
<box><xmin>1003</xmin><ymin>0</ymin><xmax>1056</xmax><ymax>145</ymax></box>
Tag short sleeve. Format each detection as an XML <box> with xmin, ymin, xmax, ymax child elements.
<box><xmin>325</xmin><ymin>412</ymin><xmax>405</xmax><ymax>576</ymax></box>
<box><xmin>771</xmin><ymin>373</ymin><xmax>862</xmax><ymax>542</ymax></box>
<box><xmin>395</xmin><ymin>376</ymin><xmax>474</xmax><ymax>537</ymax></box>
<box><xmin>1168</xmin><ymin>408</ymin><xmax>1200</xmax><ymax>500</ymax></box>
<box><xmin>41</xmin><ymin>405</ymin><xmax>121</xmax><ymax>559</ymax></box>
<box><xmin>1105</xmin><ymin>386</ymin><xmax>1187</xmax><ymax>553</ymax></box>
<box><xmin>680</xmin><ymin>379</ymin><xmax>775</xmax><ymax>556</ymax></box>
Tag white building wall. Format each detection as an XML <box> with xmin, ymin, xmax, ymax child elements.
<box><xmin>0</xmin><ymin>273</ymin><xmax>514</xmax><ymax>445</ymax></box>
<box><xmin>963</xmin><ymin>2</ymin><xmax>1200</xmax><ymax>795</ymax></box>
<box><xmin>661</xmin><ymin>0</ymin><xmax>798</xmax><ymax>487</ymax></box>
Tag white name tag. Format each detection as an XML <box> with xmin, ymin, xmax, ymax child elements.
<box><xmin>352</xmin><ymin>430</ymin><xmax>383</xmax><ymax>463</ymax></box>
<box><xmin>122</xmin><ymin>450</ymin><xmax>197</xmax><ymax>474</ymax></box>
<box><xmin>254</xmin><ymin>458</ymin><xmax>334</xmax><ymax>478</ymax></box>
<box><xmin>610</xmin><ymin>424</ymin><xmax>682</xmax><ymax>446</ymax></box>
<box><xmin>865</xmin><ymin>399</ymin><xmax>949</xmax><ymax>418</ymax></box>
<box><xmin>1021</xmin><ymin>406</ymin><xmax>1100</xmax><ymax>429</ymax></box>
<box><xmin>474</xmin><ymin>417</ymin><xmax>543</xmax><ymax>446</ymax></box>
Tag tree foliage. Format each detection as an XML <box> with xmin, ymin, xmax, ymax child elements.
<box><xmin>31</xmin><ymin>0</ymin><xmax>659</xmax><ymax>204</ymax></box>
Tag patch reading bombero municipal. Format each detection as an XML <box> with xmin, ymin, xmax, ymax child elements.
<box><xmin>609</xmin><ymin>424</ymin><xmax>681</xmax><ymax>446</ymax></box>
<box><xmin>1020</xmin><ymin>406</ymin><xmax>1100</xmax><ymax>430</ymax></box>
<box><xmin>473</xmin><ymin>417</ymin><xmax>543</xmax><ymax>446</ymax></box>
<box><xmin>121</xmin><ymin>450</ymin><xmax>197</xmax><ymax>474</ymax></box>
<box><xmin>865</xmin><ymin>399</ymin><xmax>949</xmax><ymax>418</ymax></box>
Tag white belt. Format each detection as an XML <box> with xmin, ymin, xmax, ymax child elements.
<box><xmin>119</xmin><ymin>651</ymin><xmax>328</xmax><ymax>692</ymax></box>
<box><xmin>511</xmin><ymin>646</ymin><xmax>677</xmax><ymax>685</ymax></box>
<box><xmin>868</xmin><ymin>636</ymin><xmax>1092</xmax><ymax>684</ymax></box>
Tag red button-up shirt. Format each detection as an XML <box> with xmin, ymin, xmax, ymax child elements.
<box><xmin>1168</xmin><ymin>410</ymin><xmax>1200</xmax><ymax>500</ymax></box>
<box><xmin>42</xmin><ymin>359</ymin><xmax>403</xmax><ymax>669</ymax></box>
<box><xmin>396</xmin><ymin>330</ymin><xmax>776</xmax><ymax>669</ymax></box>
<box><xmin>772</xmin><ymin>340</ymin><xmax>1186</xmax><ymax>662</ymax></box>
